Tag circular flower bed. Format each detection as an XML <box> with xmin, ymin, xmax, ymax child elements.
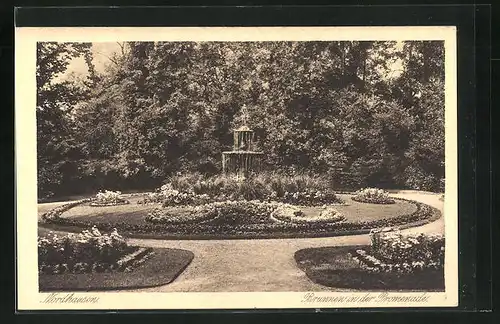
<box><xmin>351</xmin><ymin>188</ymin><xmax>395</xmax><ymax>204</ymax></box>
<box><xmin>40</xmin><ymin>193</ymin><xmax>440</xmax><ymax>239</ymax></box>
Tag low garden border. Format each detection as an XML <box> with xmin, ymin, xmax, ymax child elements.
<box><xmin>89</xmin><ymin>200</ymin><xmax>130</xmax><ymax>207</ymax></box>
<box><xmin>39</xmin><ymin>192</ymin><xmax>442</xmax><ymax>240</ymax></box>
<box><xmin>351</xmin><ymin>196</ymin><xmax>396</xmax><ymax>204</ymax></box>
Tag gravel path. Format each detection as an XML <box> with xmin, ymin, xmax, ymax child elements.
<box><xmin>108</xmin><ymin>191</ymin><xmax>444</xmax><ymax>293</ymax></box>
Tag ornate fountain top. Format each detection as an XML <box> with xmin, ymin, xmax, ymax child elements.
<box><xmin>235</xmin><ymin>105</ymin><xmax>251</xmax><ymax>131</ymax></box>
<box><xmin>222</xmin><ymin>104</ymin><xmax>263</xmax><ymax>177</ymax></box>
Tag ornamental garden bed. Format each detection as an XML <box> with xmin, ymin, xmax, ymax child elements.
<box><xmin>294</xmin><ymin>231</ymin><xmax>445</xmax><ymax>291</ymax></box>
<box><xmin>39</xmin><ymin>247</ymin><xmax>194</xmax><ymax>291</ymax></box>
<box><xmin>39</xmin><ymin>193</ymin><xmax>441</xmax><ymax>240</ymax></box>
<box><xmin>38</xmin><ymin>228</ymin><xmax>194</xmax><ymax>291</ymax></box>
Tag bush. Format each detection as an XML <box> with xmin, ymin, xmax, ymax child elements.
<box><xmin>137</xmin><ymin>192</ymin><xmax>165</xmax><ymax>204</ymax></box>
<box><xmin>199</xmin><ymin>201</ymin><xmax>277</xmax><ymax>226</ymax></box>
<box><xmin>160</xmin><ymin>187</ymin><xmax>211</xmax><ymax>207</ymax></box>
<box><xmin>370</xmin><ymin>231</ymin><xmax>444</xmax><ymax>266</ymax></box>
<box><xmin>271</xmin><ymin>205</ymin><xmax>345</xmax><ymax>224</ymax></box>
<box><xmin>38</xmin><ymin>227</ymin><xmax>131</xmax><ymax>274</ymax></box>
<box><xmin>90</xmin><ymin>190</ymin><xmax>129</xmax><ymax>206</ymax></box>
<box><xmin>160</xmin><ymin>172</ymin><xmax>341</xmax><ymax>206</ymax></box>
<box><xmin>351</xmin><ymin>230</ymin><xmax>444</xmax><ymax>273</ymax></box>
<box><xmin>352</xmin><ymin>188</ymin><xmax>395</xmax><ymax>204</ymax></box>
<box><xmin>317</xmin><ymin>207</ymin><xmax>346</xmax><ymax>223</ymax></box>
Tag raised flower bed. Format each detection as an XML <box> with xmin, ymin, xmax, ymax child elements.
<box><xmin>38</xmin><ymin>226</ymin><xmax>143</xmax><ymax>275</ymax></box>
<box><xmin>38</xmin><ymin>227</ymin><xmax>194</xmax><ymax>291</ymax></box>
<box><xmin>294</xmin><ymin>230</ymin><xmax>445</xmax><ymax>291</ymax></box>
<box><xmin>350</xmin><ymin>230</ymin><xmax>445</xmax><ymax>274</ymax></box>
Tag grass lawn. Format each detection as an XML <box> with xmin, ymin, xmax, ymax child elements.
<box><xmin>39</xmin><ymin>248</ymin><xmax>194</xmax><ymax>291</ymax></box>
<box><xmin>294</xmin><ymin>246</ymin><xmax>444</xmax><ymax>291</ymax></box>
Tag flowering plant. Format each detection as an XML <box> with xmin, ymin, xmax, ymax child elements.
<box><xmin>159</xmin><ymin>184</ymin><xmax>211</xmax><ymax>206</ymax></box>
<box><xmin>91</xmin><ymin>190</ymin><xmax>129</xmax><ymax>206</ymax></box>
<box><xmin>280</xmin><ymin>189</ymin><xmax>341</xmax><ymax>206</ymax></box>
<box><xmin>370</xmin><ymin>231</ymin><xmax>444</xmax><ymax>265</ymax></box>
<box><xmin>352</xmin><ymin>188</ymin><xmax>395</xmax><ymax>204</ymax></box>
<box><xmin>141</xmin><ymin>180</ymin><xmax>343</xmax><ymax>207</ymax></box>
<box><xmin>317</xmin><ymin>207</ymin><xmax>346</xmax><ymax>222</ymax></box>
<box><xmin>44</xmin><ymin>194</ymin><xmax>439</xmax><ymax>238</ymax></box>
<box><xmin>38</xmin><ymin>227</ymin><xmax>132</xmax><ymax>275</ymax></box>
<box><xmin>351</xmin><ymin>231</ymin><xmax>444</xmax><ymax>274</ymax></box>
<box><xmin>270</xmin><ymin>205</ymin><xmax>345</xmax><ymax>224</ymax></box>
<box><xmin>137</xmin><ymin>192</ymin><xmax>165</xmax><ymax>205</ymax></box>
<box><xmin>199</xmin><ymin>200</ymin><xmax>277</xmax><ymax>225</ymax></box>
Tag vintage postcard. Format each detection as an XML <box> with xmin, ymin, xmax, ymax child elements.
<box><xmin>15</xmin><ymin>26</ymin><xmax>458</xmax><ymax>310</ymax></box>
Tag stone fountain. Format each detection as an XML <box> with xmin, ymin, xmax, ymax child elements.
<box><xmin>222</xmin><ymin>105</ymin><xmax>263</xmax><ymax>178</ymax></box>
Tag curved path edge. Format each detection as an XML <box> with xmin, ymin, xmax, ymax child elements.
<box><xmin>119</xmin><ymin>192</ymin><xmax>444</xmax><ymax>292</ymax></box>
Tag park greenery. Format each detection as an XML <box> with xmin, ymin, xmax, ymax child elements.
<box><xmin>38</xmin><ymin>226</ymin><xmax>134</xmax><ymax>274</ymax></box>
<box><xmin>37</xmin><ymin>41</ymin><xmax>445</xmax><ymax>200</ymax></box>
<box><xmin>40</xmin><ymin>192</ymin><xmax>439</xmax><ymax>239</ymax></box>
<box><xmin>352</xmin><ymin>188</ymin><xmax>396</xmax><ymax>204</ymax></box>
<box><xmin>295</xmin><ymin>230</ymin><xmax>445</xmax><ymax>290</ymax></box>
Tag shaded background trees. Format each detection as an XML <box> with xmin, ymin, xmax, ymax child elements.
<box><xmin>36</xmin><ymin>40</ymin><xmax>445</xmax><ymax>200</ymax></box>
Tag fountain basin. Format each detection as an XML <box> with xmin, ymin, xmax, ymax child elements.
<box><xmin>222</xmin><ymin>151</ymin><xmax>264</xmax><ymax>175</ymax></box>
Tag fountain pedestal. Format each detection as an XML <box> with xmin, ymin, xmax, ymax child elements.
<box><xmin>222</xmin><ymin>126</ymin><xmax>263</xmax><ymax>177</ymax></box>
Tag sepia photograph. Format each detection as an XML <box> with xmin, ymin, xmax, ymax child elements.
<box><xmin>16</xmin><ymin>26</ymin><xmax>458</xmax><ymax>310</ymax></box>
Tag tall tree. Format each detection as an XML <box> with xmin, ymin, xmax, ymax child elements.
<box><xmin>36</xmin><ymin>42</ymin><xmax>93</xmax><ymax>198</ymax></box>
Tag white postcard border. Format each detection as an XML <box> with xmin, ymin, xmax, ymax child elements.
<box><xmin>15</xmin><ymin>26</ymin><xmax>458</xmax><ymax>310</ymax></box>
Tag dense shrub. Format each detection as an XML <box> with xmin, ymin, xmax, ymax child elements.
<box><xmin>198</xmin><ymin>201</ymin><xmax>277</xmax><ymax>226</ymax></box>
<box><xmin>38</xmin><ymin>227</ymin><xmax>132</xmax><ymax>274</ymax></box>
<box><xmin>90</xmin><ymin>190</ymin><xmax>130</xmax><ymax>206</ymax></box>
<box><xmin>352</xmin><ymin>188</ymin><xmax>395</xmax><ymax>204</ymax></box>
<box><xmin>271</xmin><ymin>205</ymin><xmax>345</xmax><ymax>224</ymax></box>
<box><xmin>351</xmin><ymin>230</ymin><xmax>445</xmax><ymax>273</ymax></box>
<box><xmin>158</xmin><ymin>172</ymin><xmax>342</xmax><ymax>206</ymax></box>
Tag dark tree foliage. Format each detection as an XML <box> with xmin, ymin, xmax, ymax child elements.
<box><xmin>37</xmin><ymin>41</ymin><xmax>445</xmax><ymax>199</ymax></box>
<box><xmin>36</xmin><ymin>42</ymin><xmax>94</xmax><ymax>198</ymax></box>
